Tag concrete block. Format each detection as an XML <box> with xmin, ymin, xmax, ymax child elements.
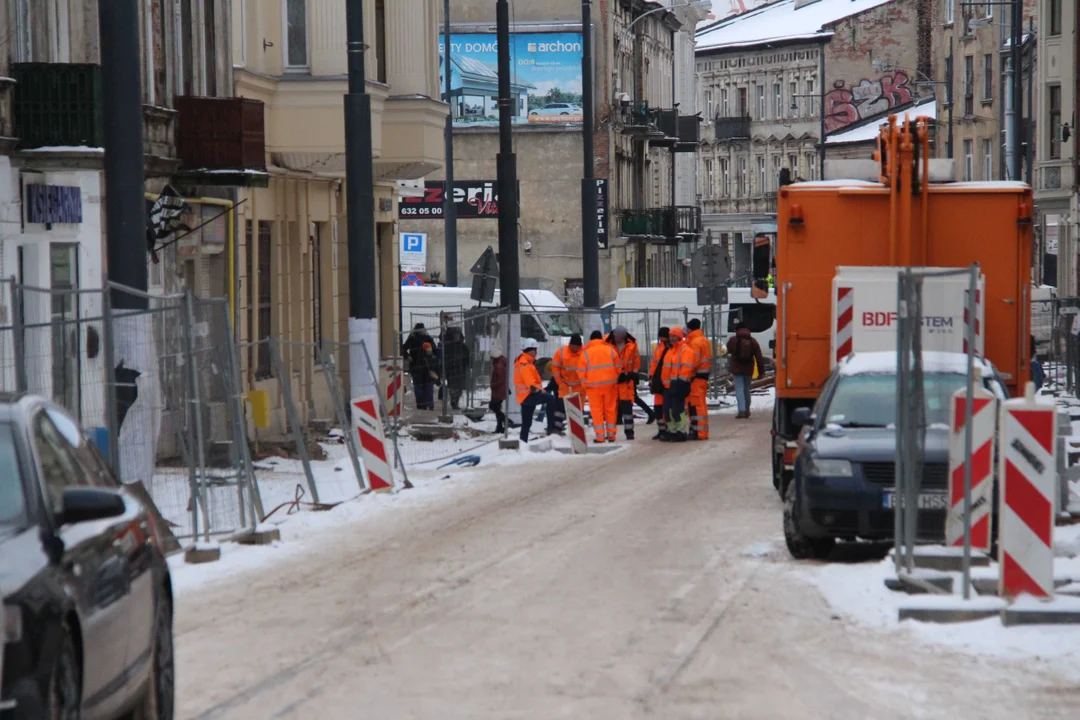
<box><xmin>184</xmin><ymin>545</ymin><xmax>221</xmax><ymax>564</ymax></box>
<box><xmin>1002</xmin><ymin>602</ymin><xmax>1080</xmax><ymax>626</ymax></box>
<box><xmin>891</xmin><ymin>546</ymin><xmax>992</xmax><ymax>572</ymax></box>
<box><xmin>975</xmin><ymin>577</ymin><xmax>1074</xmax><ymax>596</ymax></box>
<box><xmin>498</xmin><ymin>438</ymin><xmax>521</xmax><ymax>450</ymax></box>
<box><xmin>236</xmin><ymin>527</ymin><xmax>281</xmax><ymax>546</ymax></box>
<box><xmin>898</xmin><ymin>595</ymin><xmax>1006</xmax><ymax>624</ymax></box>
<box><xmin>409</xmin><ymin>424</ymin><xmax>456</xmax><ymax>441</ymax></box>
<box><xmin>885</xmin><ymin>573</ymin><xmax>954</xmax><ymax>594</ymax></box>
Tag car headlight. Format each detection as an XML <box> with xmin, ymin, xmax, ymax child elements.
<box><xmin>804</xmin><ymin>457</ymin><xmax>853</xmax><ymax>478</ymax></box>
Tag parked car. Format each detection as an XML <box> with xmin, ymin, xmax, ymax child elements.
<box><xmin>0</xmin><ymin>395</ymin><xmax>174</xmax><ymax>719</ymax></box>
<box><xmin>783</xmin><ymin>352</ymin><xmax>1009</xmax><ymax>560</ymax></box>
<box><xmin>529</xmin><ymin>103</ymin><xmax>582</xmax><ymax>116</ymax></box>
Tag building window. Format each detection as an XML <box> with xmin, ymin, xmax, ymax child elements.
<box><xmin>1049</xmin><ymin>85</ymin><xmax>1062</xmax><ymax>159</ymax></box>
<box><xmin>284</xmin><ymin>0</ymin><xmax>308</xmax><ymax>68</ymax></box>
<box><xmin>806</xmin><ymin>78</ymin><xmax>815</xmax><ymax>114</ymax></box>
<box><xmin>807</xmin><ymin>154</ymin><xmax>816</xmax><ymax>181</ymax></box>
<box><xmin>50</xmin><ymin>244</ymin><xmax>79</xmax><ymax>413</ymax></box>
<box><xmin>789</xmin><ymin>81</ymin><xmax>798</xmax><ymax>116</ymax></box>
<box><xmin>758</xmin><ymin>156</ymin><xmax>766</xmax><ymax>193</ymax></box>
<box><xmin>1049</xmin><ymin>0</ymin><xmax>1062</xmax><ymax>35</ymax></box>
<box><xmin>737</xmin><ymin>87</ymin><xmax>748</xmax><ymax>117</ymax></box>
<box><xmin>963</xmin><ymin>55</ymin><xmax>974</xmax><ymax>115</ymax></box>
<box><xmin>945</xmin><ymin>0</ymin><xmax>954</xmax><ymax>23</ymax></box>
<box><xmin>705</xmin><ymin>159</ymin><xmax>714</xmax><ymax>194</ymax></box>
<box><xmin>788</xmin><ymin>153</ymin><xmax>798</xmax><ymax>177</ymax></box>
<box><xmin>375</xmin><ymin>0</ymin><xmax>386</xmax><ymax>83</ymax></box>
<box><xmin>738</xmin><ymin>157</ymin><xmax>747</xmax><ymax>196</ymax></box>
<box><xmin>773</xmin><ymin>155</ymin><xmax>782</xmax><ymax>190</ymax></box>
<box><xmin>721</xmin><ymin>159</ymin><xmax>730</xmax><ymax>196</ymax></box>
<box><xmin>979</xmin><ymin>54</ymin><xmax>992</xmax><ymax>102</ymax></box>
<box><xmin>982</xmin><ymin>139</ymin><xmax>992</xmax><ymax>179</ymax></box>
<box><xmin>721</xmin><ymin>88</ymin><xmax>729</xmax><ymax>116</ymax></box>
<box><xmin>256</xmin><ymin>221</ymin><xmax>273</xmax><ymax>378</ymax></box>
<box><xmin>757</xmin><ymin>85</ymin><xmax>766</xmax><ymax>120</ymax></box>
<box><xmin>945</xmin><ymin>56</ymin><xmax>953</xmax><ymax>106</ymax></box>
<box><xmin>963</xmin><ymin>139</ymin><xmax>973</xmax><ymax>181</ymax></box>
<box><xmin>774</xmin><ymin>83</ymin><xmax>783</xmax><ymax>119</ymax></box>
<box><xmin>705</xmin><ymin>90</ymin><xmax>714</xmax><ymax>119</ymax></box>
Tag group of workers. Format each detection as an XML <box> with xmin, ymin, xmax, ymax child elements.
<box><xmin>508</xmin><ymin>318</ymin><xmax>730</xmax><ymax>444</ymax></box>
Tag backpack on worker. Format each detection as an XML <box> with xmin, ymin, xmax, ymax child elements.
<box><xmin>737</xmin><ymin>337</ymin><xmax>755</xmax><ymax>362</ymax></box>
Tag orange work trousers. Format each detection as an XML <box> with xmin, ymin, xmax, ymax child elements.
<box><xmin>586</xmin><ymin>386</ymin><xmax>619</xmax><ymax>443</ymax></box>
<box><xmin>689</xmin><ymin>378</ymin><xmax>709</xmax><ymax>440</ymax></box>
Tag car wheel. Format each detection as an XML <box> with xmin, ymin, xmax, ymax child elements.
<box><xmin>47</xmin><ymin>622</ymin><xmax>80</xmax><ymax>720</ymax></box>
<box><xmin>783</xmin><ymin>480</ymin><xmax>835</xmax><ymax>561</ymax></box>
<box><xmin>560</xmin><ymin>112</ymin><xmax>569</xmax><ymax>115</ymax></box>
<box><xmin>135</xmin><ymin>595</ymin><xmax>175</xmax><ymax>720</ymax></box>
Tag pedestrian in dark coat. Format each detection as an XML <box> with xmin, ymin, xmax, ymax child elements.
<box><xmin>402</xmin><ymin>323</ymin><xmax>436</xmax><ymax>409</ymax></box>
<box><xmin>412</xmin><ymin>342</ymin><xmax>440</xmax><ymax>410</ymax></box>
<box><xmin>442</xmin><ymin>327</ymin><xmax>470</xmax><ymax>410</ymax></box>
<box><xmin>726</xmin><ymin>323</ymin><xmax>765</xmax><ymax>419</ymax></box>
<box><xmin>489</xmin><ymin>346</ymin><xmax>508</xmax><ymax>433</ymax></box>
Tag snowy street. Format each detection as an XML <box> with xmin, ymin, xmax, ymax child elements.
<box><xmin>172</xmin><ymin>413</ymin><xmax>1080</xmax><ymax>719</ymax></box>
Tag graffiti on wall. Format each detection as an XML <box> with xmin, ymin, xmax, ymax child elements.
<box><xmin>823</xmin><ymin>71</ymin><xmax>914</xmax><ymax>133</ymax></box>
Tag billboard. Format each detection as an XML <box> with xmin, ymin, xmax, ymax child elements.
<box><xmin>399</xmin><ymin>181</ymin><xmax>500</xmax><ymax>219</ymax></box>
<box><xmin>440</xmin><ymin>32</ymin><xmax>583</xmax><ymax>126</ymax></box>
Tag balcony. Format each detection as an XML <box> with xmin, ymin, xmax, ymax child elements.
<box><xmin>620</xmin><ymin>206</ymin><xmax>702</xmax><ymax>242</ymax></box>
<box><xmin>714</xmin><ymin>116</ymin><xmax>751</xmax><ymax>141</ymax></box>
<box><xmin>11</xmin><ymin>63</ymin><xmax>103</xmax><ymax>150</ymax></box>
<box><xmin>651</xmin><ymin>109</ymin><xmax>679</xmax><ymax>148</ymax></box>
<box><xmin>176</xmin><ymin>96</ymin><xmax>269</xmax><ymax>187</ymax></box>
<box><xmin>1036</xmin><ymin>161</ymin><xmax>1075</xmax><ymax>196</ymax></box>
<box><xmin>675</xmin><ymin>115</ymin><xmax>701</xmax><ymax>152</ymax></box>
<box><xmin>376</xmin><ymin>96</ymin><xmax>449</xmax><ymax>181</ymax></box>
<box><xmin>618</xmin><ymin>101</ymin><xmax>664</xmax><ymax>139</ymax></box>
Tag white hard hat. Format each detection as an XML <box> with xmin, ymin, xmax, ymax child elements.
<box><xmin>522</xmin><ymin>338</ymin><xmax>539</xmax><ymax>350</ymax></box>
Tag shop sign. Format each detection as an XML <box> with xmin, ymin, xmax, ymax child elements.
<box><xmin>25</xmin><ymin>184</ymin><xmax>82</xmax><ymax>224</ymax></box>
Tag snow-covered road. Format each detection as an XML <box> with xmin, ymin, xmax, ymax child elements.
<box><xmin>173</xmin><ymin>414</ymin><xmax>1078</xmax><ymax>719</ymax></box>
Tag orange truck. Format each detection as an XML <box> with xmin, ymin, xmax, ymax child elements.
<box><xmin>771</xmin><ymin>116</ymin><xmax>1034</xmax><ymax>492</ymax></box>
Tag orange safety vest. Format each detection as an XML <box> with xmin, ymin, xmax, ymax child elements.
<box><xmin>662</xmin><ymin>341</ymin><xmax>698</xmax><ymax>387</ymax></box>
<box><xmin>513</xmin><ymin>353</ymin><xmax>543</xmax><ymax>403</ymax></box>
<box><xmin>551</xmin><ymin>345</ymin><xmax>584</xmax><ymax>398</ymax></box>
<box><xmin>580</xmin><ymin>339</ymin><xmax>622</xmax><ymax>389</ymax></box>
<box><xmin>612</xmin><ymin>339</ymin><xmax>641</xmax><ymax>401</ymax></box>
<box><xmin>686</xmin><ymin>329</ymin><xmax>713</xmax><ymax>378</ymax></box>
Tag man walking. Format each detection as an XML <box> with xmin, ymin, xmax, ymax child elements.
<box><xmin>661</xmin><ymin>327</ymin><xmax>697</xmax><ymax>442</ymax></box>
<box><xmin>726</xmin><ymin>322</ymin><xmax>764</xmax><ymax>418</ymax></box>
<box><xmin>581</xmin><ymin>330</ymin><xmax>622</xmax><ymax>443</ymax></box>
<box><xmin>513</xmin><ymin>338</ymin><xmax>562</xmax><ymax>441</ymax></box>
<box><xmin>551</xmin><ymin>333</ymin><xmax>585</xmax><ymax>426</ymax></box>
<box><xmin>649</xmin><ymin>327</ymin><xmax>671</xmax><ymax>440</ymax></box>
<box><xmin>608</xmin><ymin>326</ymin><xmax>641</xmax><ymax>440</ymax></box>
<box><xmin>401</xmin><ymin>322</ymin><xmax>436</xmax><ymax>410</ymax></box>
<box><xmin>489</xmin><ymin>346</ymin><xmax>508</xmax><ymax>434</ymax></box>
<box><xmin>685</xmin><ymin>319</ymin><xmax>713</xmax><ymax>440</ymax></box>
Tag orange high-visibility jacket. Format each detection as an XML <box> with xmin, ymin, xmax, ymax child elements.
<box><xmin>662</xmin><ymin>341</ymin><xmax>698</xmax><ymax>387</ymax></box>
<box><xmin>650</xmin><ymin>343</ymin><xmax>669</xmax><ymax>387</ymax></box>
<box><xmin>513</xmin><ymin>353</ymin><xmax>543</xmax><ymax>403</ymax></box>
<box><xmin>581</xmin><ymin>339</ymin><xmax>622</xmax><ymax>388</ymax></box>
<box><xmin>686</xmin><ymin>329</ymin><xmax>713</xmax><ymax>379</ymax></box>
<box><xmin>551</xmin><ymin>345</ymin><xmax>584</xmax><ymax>397</ymax></box>
<box><xmin>612</xmin><ymin>339</ymin><xmax>641</xmax><ymax>401</ymax></box>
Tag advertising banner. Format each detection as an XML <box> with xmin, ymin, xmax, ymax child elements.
<box><xmin>399</xmin><ymin>181</ymin><xmax>499</xmax><ymax>220</ymax></box>
<box><xmin>596</xmin><ymin>179</ymin><xmax>608</xmax><ymax>249</ymax></box>
<box><xmin>440</xmin><ymin>32</ymin><xmax>584</xmax><ymax>126</ymax></box>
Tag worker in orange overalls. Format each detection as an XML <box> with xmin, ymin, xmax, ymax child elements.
<box><xmin>607</xmin><ymin>326</ymin><xmax>641</xmax><ymax>440</ymax></box>
<box><xmin>648</xmin><ymin>327</ymin><xmax>671</xmax><ymax>440</ymax></box>
<box><xmin>513</xmin><ymin>338</ymin><xmax>562</xmax><ymax>442</ymax></box>
<box><xmin>685</xmin><ymin>318</ymin><xmax>713</xmax><ymax>440</ymax></box>
<box><xmin>580</xmin><ymin>330</ymin><xmax>622</xmax><ymax>443</ymax></box>
<box><xmin>661</xmin><ymin>327</ymin><xmax>698</xmax><ymax>442</ymax></box>
<box><xmin>550</xmin><ymin>333</ymin><xmax>585</xmax><ymax>426</ymax></box>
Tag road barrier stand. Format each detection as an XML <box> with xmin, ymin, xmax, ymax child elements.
<box><xmin>353</xmin><ymin>396</ymin><xmax>395</xmax><ymax>492</ymax></box>
<box><xmin>565</xmin><ymin>393</ymin><xmax>588</xmax><ymax>455</ymax></box>
<box><xmin>947</xmin><ymin>381</ymin><xmax>997</xmax><ymax>553</ymax></box>
<box><xmin>999</xmin><ymin>382</ymin><xmax>1057</xmax><ymax>599</ymax></box>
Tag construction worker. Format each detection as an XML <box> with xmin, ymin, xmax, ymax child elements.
<box><xmin>649</xmin><ymin>327</ymin><xmax>671</xmax><ymax>440</ymax></box>
<box><xmin>661</xmin><ymin>327</ymin><xmax>698</xmax><ymax>442</ymax></box>
<box><xmin>551</xmin><ymin>333</ymin><xmax>585</xmax><ymax>425</ymax></box>
<box><xmin>607</xmin><ymin>326</ymin><xmax>641</xmax><ymax>440</ymax></box>
<box><xmin>685</xmin><ymin>318</ymin><xmax>713</xmax><ymax>440</ymax></box>
<box><xmin>581</xmin><ymin>330</ymin><xmax>622</xmax><ymax>443</ymax></box>
<box><xmin>513</xmin><ymin>338</ymin><xmax>562</xmax><ymax>442</ymax></box>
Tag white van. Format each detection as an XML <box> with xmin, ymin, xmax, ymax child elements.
<box><xmin>612</xmin><ymin>287</ymin><xmax>777</xmax><ymax>358</ymax></box>
<box><xmin>400</xmin><ymin>286</ymin><xmax>579</xmax><ymax>363</ymax></box>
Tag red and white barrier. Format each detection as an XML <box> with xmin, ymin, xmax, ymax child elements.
<box><xmin>385</xmin><ymin>370</ymin><xmax>403</xmax><ymax>417</ymax></box>
<box><xmin>353</xmin><ymin>396</ymin><xmax>394</xmax><ymax>492</ymax></box>
<box><xmin>564</xmin><ymin>393</ymin><xmax>588</xmax><ymax>455</ymax></box>
<box><xmin>946</xmin><ymin>384</ymin><xmax>997</xmax><ymax>552</ymax></box>
<box><xmin>962</xmin><ymin>288</ymin><xmax>983</xmax><ymax>357</ymax></box>
<box><xmin>835</xmin><ymin>286</ymin><xmax>854</xmax><ymax>364</ymax></box>
<box><xmin>998</xmin><ymin>384</ymin><xmax>1057</xmax><ymax>599</ymax></box>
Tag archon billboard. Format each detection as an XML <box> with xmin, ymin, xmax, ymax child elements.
<box><xmin>440</xmin><ymin>32</ymin><xmax>584</xmax><ymax>126</ymax></box>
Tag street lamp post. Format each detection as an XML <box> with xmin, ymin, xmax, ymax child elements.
<box><xmin>582</xmin><ymin>0</ymin><xmax>599</xmax><ymax>309</ymax></box>
<box><xmin>443</xmin><ymin>0</ymin><xmax>458</xmax><ymax>286</ymax></box>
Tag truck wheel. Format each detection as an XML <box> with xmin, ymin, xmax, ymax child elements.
<box><xmin>783</xmin><ymin>481</ymin><xmax>835</xmax><ymax>561</ymax></box>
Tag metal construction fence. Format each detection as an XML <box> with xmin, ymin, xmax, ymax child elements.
<box><xmin>1032</xmin><ymin>296</ymin><xmax>1080</xmax><ymax>396</ymax></box>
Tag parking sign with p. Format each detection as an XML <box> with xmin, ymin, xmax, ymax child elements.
<box><xmin>399</xmin><ymin>232</ymin><xmax>427</xmax><ymax>272</ymax></box>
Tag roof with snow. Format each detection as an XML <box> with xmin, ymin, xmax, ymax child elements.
<box><xmin>696</xmin><ymin>0</ymin><xmax>895</xmax><ymax>51</ymax></box>
<box><xmin>825</xmin><ymin>97</ymin><xmax>938</xmax><ymax>145</ymax></box>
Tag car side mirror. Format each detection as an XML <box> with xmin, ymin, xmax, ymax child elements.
<box><xmin>60</xmin><ymin>488</ymin><xmax>126</xmax><ymax>526</ymax></box>
<box><xmin>792</xmin><ymin>407</ymin><xmax>814</xmax><ymax>427</ymax></box>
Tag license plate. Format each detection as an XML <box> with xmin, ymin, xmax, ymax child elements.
<box><xmin>882</xmin><ymin>491</ymin><xmax>948</xmax><ymax>510</ymax></box>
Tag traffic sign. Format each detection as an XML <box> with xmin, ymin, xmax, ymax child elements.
<box><xmin>399</xmin><ymin>232</ymin><xmax>427</xmax><ymax>272</ymax></box>
<box><xmin>692</xmin><ymin>244</ymin><xmax>730</xmax><ymax>287</ymax></box>
<box><xmin>401</xmin><ymin>272</ymin><xmax>424</xmax><ymax>286</ymax></box>
<box><xmin>469</xmin><ymin>246</ymin><xmax>499</xmax><ymax>276</ymax></box>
